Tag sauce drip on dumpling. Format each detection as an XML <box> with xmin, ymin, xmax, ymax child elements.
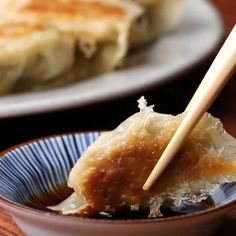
<box><xmin>50</xmin><ymin>97</ymin><xmax>236</xmax><ymax>217</ymax></box>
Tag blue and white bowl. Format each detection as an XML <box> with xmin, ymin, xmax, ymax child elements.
<box><xmin>0</xmin><ymin>132</ymin><xmax>236</xmax><ymax>236</ymax></box>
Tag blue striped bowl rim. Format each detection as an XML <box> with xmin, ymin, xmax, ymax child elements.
<box><xmin>0</xmin><ymin>132</ymin><xmax>100</xmax><ymax>206</ymax></box>
<box><xmin>0</xmin><ymin>132</ymin><xmax>236</xmax><ymax>223</ymax></box>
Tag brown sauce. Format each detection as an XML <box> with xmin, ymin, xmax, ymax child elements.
<box><xmin>80</xmin><ymin>137</ymin><xmax>231</xmax><ymax>213</ymax></box>
<box><xmin>26</xmin><ymin>184</ymin><xmax>73</xmax><ymax>212</ymax></box>
<box><xmin>25</xmin><ymin>136</ymin><xmax>228</xmax><ymax>220</ymax></box>
<box><xmin>26</xmin><ymin>184</ymin><xmax>214</xmax><ymax>219</ymax></box>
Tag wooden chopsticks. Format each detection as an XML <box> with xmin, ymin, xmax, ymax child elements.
<box><xmin>143</xmin><ymin>25</ymin><xmax>236</xmax><ymax>191</ymax></box>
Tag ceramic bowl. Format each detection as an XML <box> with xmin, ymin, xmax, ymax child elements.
<box><xmin>0</xmin><ymin>132</ymin><xmax>236</xmax><ymax>236</ymax></box>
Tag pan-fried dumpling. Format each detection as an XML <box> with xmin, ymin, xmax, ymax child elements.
<box><xmin>50</xmin><ymin>97</ymin><xmax>236</xmax><ymax>217</ymax></box>
<box><xmin>0</xmin><ymin>0</ymin><xmax>185</xmax><ymax>93</ymax></box>
<box><xmin>0</xmin><ymin>21</ymin><xmax>75</xmax><ymax>94</ymax></box>
<box><xmin>128</xmin><ymin>0</ymin><xmax>185</xmax><ymax>48</ymax></box>
<box><xmin>0</xmin><ymin>0</ymin><xmax>142</xmax><ymax>93</ymax></box>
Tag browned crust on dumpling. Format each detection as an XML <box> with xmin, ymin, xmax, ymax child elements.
<box><xmin>0</xmin><ymin>22</ymin><xmax>44</xmax><ymax>38</ymax></box>
<box><xmin>20</xmin><ymin>0</ymin><xmax>125</xmax><ymax>19</ymax></box>
<box><xmin>80</xmin><ymin>135</ymin><xmax>236</xmax><ymax>212</ymax></box>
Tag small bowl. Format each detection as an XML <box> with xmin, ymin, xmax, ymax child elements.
<box><xmin>0</xmin><ymin>132</ymin><xmax>236</xmax><ymax>236</ymax></box>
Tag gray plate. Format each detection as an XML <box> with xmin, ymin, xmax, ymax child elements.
<box><xmin>0</xmin><ymin>0</ymin><xmax>223</xmax><ymax>118</ymax></box>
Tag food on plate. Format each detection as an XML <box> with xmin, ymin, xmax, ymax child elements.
<box><xmin>0</xmin><ymin>21</ymin><xmax>75</xmax><ymax>94</ymax></box>
<box><xmin>0</xmin><ymin>0</ymin><xmax>184</xmax><ymax>94</ymax></box>
<box><xmin>128</xmin><ymin>0</ymin><xmax>185</xmax><ymax>47</ymax></box>
<box><xmin>49</xmin><ymin>97</ymin><xmax>236</xmax><ymax>218</ymax></box>
<box><xmin>0</xmin><ymin>0</ymin><xmax>141</xmax><ymax>93</ymax></box>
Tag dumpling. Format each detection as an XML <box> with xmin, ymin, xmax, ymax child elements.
<box><xmin>128</xmin><ymin>0</ymin><xmax>185</xmax><ymax>48</ymax></box>
<box><xmin>50</xmin><ymin>97</ymin><xmax>236</xmax><ymax>217</ymax></box>
<box><xmin>0</xmin><ymin>0</ymin><xmax>185</xmax><ymax>93</ymax></box>
<box><xmin>0</xmin><ymin>0</ymin><xmax>142</xmax><ymax>92</ymax></box>
<box><xmin>0</xmin><ymin>21</ymin><xmax>75</xmax><ymax>94</ymax></box>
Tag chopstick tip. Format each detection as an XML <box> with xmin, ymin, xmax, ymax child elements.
<box><xmin>142</xmin><ymin>182</ymin><xmax>150</xmax><ymax>191</ymax></box>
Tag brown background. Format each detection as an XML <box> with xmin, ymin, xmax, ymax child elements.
<box><xmin>0</xmin><ymin>0</ymin><xmax>236</xmax><ymax>235</ymax></box>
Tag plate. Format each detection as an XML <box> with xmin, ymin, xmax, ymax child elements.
<box><xmin>0</xmin><ymin>0</ymin><xmax>223</xmax><ymax>118</ymax></box>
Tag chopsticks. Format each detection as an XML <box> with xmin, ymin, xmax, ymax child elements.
<box><xmin>143</xmin><ymin>25</ymin><xmax>236</xmax><ymax>191</ymax></box>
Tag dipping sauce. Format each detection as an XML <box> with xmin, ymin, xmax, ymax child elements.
<box><xmin>26</xmin><ymin>184</ymin><xmax>73</xmax><ymax>212</ymax></box>
<box><xmin>26</xmin><ymin>184</ymin><xmax>215</xmax><ymax>219</ymax></box>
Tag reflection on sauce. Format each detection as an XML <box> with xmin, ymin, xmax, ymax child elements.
<box><xmin>26</xmin><ymin>184</ymin><xmax>73</xmax><ymax>211</ymax></box>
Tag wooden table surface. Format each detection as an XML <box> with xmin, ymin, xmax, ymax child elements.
<box><xmin>0</xmin><ymin>0</ymin><xmax>236</xmax><ymax>235</ymax></box>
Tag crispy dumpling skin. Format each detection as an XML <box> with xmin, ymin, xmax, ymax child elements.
<box><xmin>63</xmin><ymin>97</ymin><xmax>236</xmax><ymax>217</ymax></box>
